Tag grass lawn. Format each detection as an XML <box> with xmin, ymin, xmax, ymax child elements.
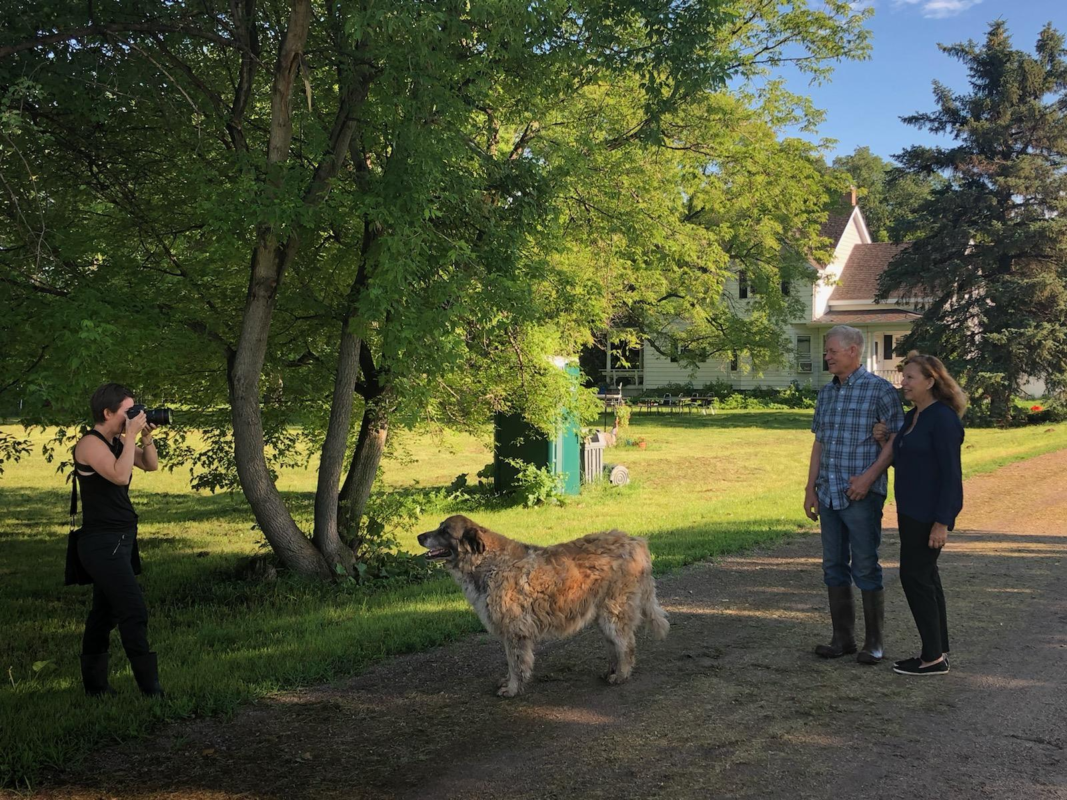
<box><xmin>2</xmin><ymin>411</ymin><xmax>1066</xmax><ymax>789</ymax></box>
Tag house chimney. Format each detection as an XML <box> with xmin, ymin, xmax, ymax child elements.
<box><xmin>850</xmin><ymin>185</ymin><xmax>858</xmax><ymax>207</ymax></box>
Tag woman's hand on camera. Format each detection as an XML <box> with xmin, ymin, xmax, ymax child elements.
<box><xmin>125</xmin><ymin>410</ymin><xmax>147</xmax><ymax>437</ymax></box>
<box><xmin>141</xmin><ymin>423</ymin><xmax>157</xmax><ymax>443</ymax></box>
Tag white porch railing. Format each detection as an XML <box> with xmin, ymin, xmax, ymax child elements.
<box><xmin>603</xmin><ymin>368</ymin><xmax>643</xmax><ymax>387</ymax></box>
<box><xmin>875</xmin><ymin>369</ymin><xmax>903</xmax><ymax>387</ymax></box>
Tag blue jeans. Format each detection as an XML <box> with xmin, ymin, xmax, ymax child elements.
<box><xmin>819</xmin><ymin>494</ymin><xmax>885</xmax><ymax>591</ymax></box>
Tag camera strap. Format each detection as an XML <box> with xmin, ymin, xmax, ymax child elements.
<box><xmin>69</xmin><ymin>472</ymin><xmax>78</xmax><ymax>534</ymax></box>
<box><xmin>69</xmin><ymin>429</ymin><xmax>102</xmax><ymax>533</ymax></box>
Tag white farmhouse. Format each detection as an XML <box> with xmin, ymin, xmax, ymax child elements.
<box><xmin>603</xmin><ymin>198</ymin><xmax>918</xmax><ymax>391</ymax></box>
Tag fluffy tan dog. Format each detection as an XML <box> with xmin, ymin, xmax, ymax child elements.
<box><xmin>418</xmin><ymin>514</ymin><xmax>669</xmax><ymax>697</ymax></box>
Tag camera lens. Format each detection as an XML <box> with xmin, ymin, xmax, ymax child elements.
<box><xmin>147</xmin><ymin>408</ymin><xmax>172</xmax><ymax>426</ymax></box>
<box><xmin>125</xmin><ymin>405</ymin><xmax>171</xmax><ymax>425</ymax></box>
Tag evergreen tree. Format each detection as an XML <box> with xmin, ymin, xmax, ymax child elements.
<box><xmin>879</xmin><ymin>21</ymin><xmax>1067</xmax><ymax>421</ymax></box>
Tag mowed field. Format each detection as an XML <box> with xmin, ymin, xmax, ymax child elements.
<box><xmin>2</xmin><ymin>411</ymin><xmax>1066</xmax><ymax>790</ymax></box>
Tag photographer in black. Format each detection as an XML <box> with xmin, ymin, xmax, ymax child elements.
<box><xmin>70</xmin><ymin>383</ymin><xmax>166</xmax><ymax>697</ymax></box>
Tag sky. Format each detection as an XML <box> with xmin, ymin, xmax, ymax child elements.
<box><xmin>777</xmin><ymin>0</ymin><xmax>1066</xmax><ymax>163</ymax></box>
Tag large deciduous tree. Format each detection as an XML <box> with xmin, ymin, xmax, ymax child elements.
<box><xmin>0</xmin><ymin>0</ymin><xmax>871</xmax><ymax>576</ymax></box>
<box><xmin>878</xmin><ymin>22</ymin><xmax>1067</xmax><ymax>421</ymax></box>
<box><xmin>832</xmin><ymin>146</ymin><xmax>942</xmax><ymax>242</ymax></box>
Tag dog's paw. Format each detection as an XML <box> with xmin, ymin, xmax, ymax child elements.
<box><xmin>606</xmin><ymin>672</ymin><xmax>631</xmax><ymax>686</ymax></box>
<box><xmin>497</xmin><ymin>683</ymin><xmax>522</xmax><ymax>698</ymax></box>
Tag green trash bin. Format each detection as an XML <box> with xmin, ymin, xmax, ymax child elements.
<box><xmin>494</xmin><ymin>411</ymin><xmax>581</xmax><ymax>497</ymax></box>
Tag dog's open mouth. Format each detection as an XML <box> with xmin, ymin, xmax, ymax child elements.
<box><xmin>424</xmin><ymin>547</ymin><xmax>452</xmax><ymax>560</ymax></box>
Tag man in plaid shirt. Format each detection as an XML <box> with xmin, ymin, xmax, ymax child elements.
<box><xmin>805</xmin><ymin>325</ymin><xmax>904</xmax><ymax>664</ymax></box>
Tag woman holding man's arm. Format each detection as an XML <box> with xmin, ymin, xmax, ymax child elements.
<box><xmin>876</xmin><ymin>352</ymin><xmax>966</xmax><ymax>676</ymax></box>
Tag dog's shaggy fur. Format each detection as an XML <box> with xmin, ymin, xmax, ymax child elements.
<box><xmin>418</xmin><ymin>514</ymin><xmax>669</xmax><ymax>697</ymax></box>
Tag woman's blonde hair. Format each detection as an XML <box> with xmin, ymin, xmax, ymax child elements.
<box><xmin>901</xmin><ymin>351</ymin><xmax>968</xmax><ymax>418</ymax></box>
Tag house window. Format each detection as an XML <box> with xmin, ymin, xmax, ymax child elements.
<box><xmin>796</xmin><ymin>335</ymin><xmax>813</xmax><ymax>373</ymax></box>
<box><xmin>781</xmin><ymin>280</ymin><xmax>790</xmax><ymax>296</ymax></box>
<box><xmin>738</xmin><ymin>271</ymin><xmax>749</xmax><ymax>299</ymax></box>
<box><xmin>669</xmin><ymin>341</ymin><xmax>704</xmax><ymax>364</ymax></box>
<box><xmin>883</xmin><ymin>334</ymin><xmax>894</xmax><ymax>359</ymax></box>
<box><xmin>730</xmin><ymin>351</ymin><xmax>739</xmax><ymax>371</ymax></box>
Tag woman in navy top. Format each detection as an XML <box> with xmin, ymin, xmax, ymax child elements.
<box><xmin>879</xmin><ymin>352</ymin><xmax>966</xmax><ymax>676</ymax></box>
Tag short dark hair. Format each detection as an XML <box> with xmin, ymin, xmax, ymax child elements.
<box><xmin>90</xmin><ymin>383</ymin><xmax>135</xmax><ymax>423</ymax></box>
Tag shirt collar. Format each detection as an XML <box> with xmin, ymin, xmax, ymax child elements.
<box><xmin>832</xmin><ymin>364</ymin><xmax>867</xmax><ymax>387</ymax></box>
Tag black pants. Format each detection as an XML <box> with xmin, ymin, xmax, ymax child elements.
<box><xmin>898</xmin><ymin>513</ymin><xmax>950</xmax><ymax>662</ymax></box>
<box><xmin>77</xmin><ymin>529</ymin><xmax>150</xmax><ymax>658</ymax></box>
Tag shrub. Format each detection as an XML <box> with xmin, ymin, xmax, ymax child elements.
<box><xmin>633</xmin><ymin>383</ymin><xmax>817</xmax><ymax>409</ymax></box>
<box><xmin>504</xmin><ymin>458</ymin><xmax>566</xmax><ymax>507</ymax></box>
<box><xmin>1027</xmin><ymin>401</ymin><xmax>1067</xmax><ymax>425</ymax></box>
<box><xmin>700</xmin><ymin>379</ymin><xmax>735</xmax><ymax>400</ymax></box>
<box><xmin>964</xmin><ymin>402</ymin><xmax>1030</xmax><ymax>428</ymax></box>
<box><xmin>354</xmin><ymin>488</ymin><xmax>440</xmax><ymax>583</ymax></box>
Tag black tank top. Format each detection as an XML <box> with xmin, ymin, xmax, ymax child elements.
<box><xmin>73</xmin><ymin>429</ymin><xmax>138</xmax><ymax>532</ymax></box>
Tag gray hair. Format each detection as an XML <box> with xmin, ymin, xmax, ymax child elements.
<box><xmin>825</xmin><ymin>325</ymin><xmax>864</xmax><ymax>351</ymax></box>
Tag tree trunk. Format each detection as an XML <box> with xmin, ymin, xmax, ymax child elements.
<box><xmin>229</xmin><ymin>0</ymin><xmax>332</xmax><ymax>579</ymax></box>
<box><xmin>989</xmin><ymin>379</ymin><xmax>1015</xmax><ymax>426</ymax></box>
<box><xmin>227</xmin><ymin>1</ymin><xmax>376</xmax><ymax>579</ymax></box>
<box><xmin>231</xmin><ymin>239</ymin><xmax>332</xmax><ymax>578</ymax></box>
<box><xmin>312</xmin><ymin>317</ymin><xmax>361</xmax><ymax>571</ymax></box>
<box><xmin>338</xmin><ymin>399</ymin><xmax>390</xmax><ymax>547</ymax></box>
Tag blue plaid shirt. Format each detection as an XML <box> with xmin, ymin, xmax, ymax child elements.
<box><xmin>811</xmin><ymin>366</ymin><xmax>904</xmax><ymax>510</ymax></box>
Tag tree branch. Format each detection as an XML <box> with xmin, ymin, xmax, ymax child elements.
<box><xmin>0</xmin><ymin>274</ymin><xmax>69</xmax><ymax>297</ymax></box>
<box><xmin>227</xmin><ymin>0</ymin><xmax>259</xmax><ymax>153</ymax></box>
<box><xmin>0</xmin><ymin>21</ymin><xmax>255</xmax><ymax>61</ymax></box>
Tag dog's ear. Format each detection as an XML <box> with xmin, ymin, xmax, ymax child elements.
<box><xmin>462</xmin><ymin>522</ymin><xmax>485</xmax><ymax>555</ymax></box>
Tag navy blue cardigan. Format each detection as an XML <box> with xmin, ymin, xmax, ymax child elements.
<box><xmin>892</xmin><ymin>401</ymin><xmax>965</xmax><ymax>530</ymax></box>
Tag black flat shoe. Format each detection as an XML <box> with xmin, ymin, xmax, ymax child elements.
<box><xmin>893</xmin><ymin>655</ymin><xmax>949</xmax><ymax>669</ymax></box>
<box><xmin>893</xmin><ymin>659</ymin><xmax>949</xmax><ymax>676</ymax></box>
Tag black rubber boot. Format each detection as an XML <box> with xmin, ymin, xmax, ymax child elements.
<box><xmin>80</xmin><ymin>653</ymin><xmax>118</xmax><ymax>697</ymax></box>
<box><xmin>815</xmin><ymin>586</ymin><xmax>857</xmax><ymax>659</ymax></box>
<box><xmin>857</xmin><ymin>589</ymin><xmax>885</xmax><ymax>665</ymax></box>
<box><xmin>129</xmin><ymin>652</ymin><xmax>165</xmax><ymax>698</ymax></box>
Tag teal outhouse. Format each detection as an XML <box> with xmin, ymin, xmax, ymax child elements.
<box><xmin>493</xmin><ymin>412</ymin><xmax>582</xmax><ymax>496</ymax></box>
<box><xmin>494</xmin><ymin>360</ymin><xmax>582</xmax><ymax>496</ymax></box>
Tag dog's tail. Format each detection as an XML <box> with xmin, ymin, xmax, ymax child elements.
<box><xmin>643</xmin><ymin>582</ymin><xmax>670</xmax><ymax>640</ymax></box>
<box><xmin>637</xmin><ymin>542</ymin><xmax>669</xmax><ymax>640</ymax></box>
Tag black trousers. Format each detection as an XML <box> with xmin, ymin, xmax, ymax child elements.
<box><xmin>898</xmin><ymin>513</ymin><xmax>950</xmax><ymax>662</ymax></box>
<box><xmin>77</xmin><ymin>529</ymin><xmax>151</xmax><ymax>659</ymax></box>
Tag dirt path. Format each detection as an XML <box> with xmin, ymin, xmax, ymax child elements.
<box><xmin>23</xmin><ymin>450</ymin><xmax>1067</xmax><ymax>800</ymax></box>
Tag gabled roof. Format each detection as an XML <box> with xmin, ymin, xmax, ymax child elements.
<box><xmin>813</xmin><ymin>202</ymin><xmax>872</xmax><ymax>269</ymax></box>
<box><xmin>829</xmin><ymin>242</ymin><xmax>910</xmax><ymax>302</ymax></box>
<box><xmin>819</xmin><ymin>212</ymin><xmax>853</xmax><ymax>247</ymax></box>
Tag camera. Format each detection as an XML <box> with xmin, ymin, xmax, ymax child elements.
<box><xmin>126</xmin><ymin>404</ymin><xmax>172</xmax><ymax>426</ymax></box>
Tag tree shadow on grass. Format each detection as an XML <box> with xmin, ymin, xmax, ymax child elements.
<box><xmin>0</xmin><ymin>505</ymin><xmax>813</xmax><ymax>791</ymax></box>
<box><xmin>31</xmin><ymin>524</ymin><xmax>1067</xmax><ymax>800</ymax></box>
<box><xmin>0</xmin><ymin>486</ymin><xmax>260</xmax><ymax>534</ymax></box>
